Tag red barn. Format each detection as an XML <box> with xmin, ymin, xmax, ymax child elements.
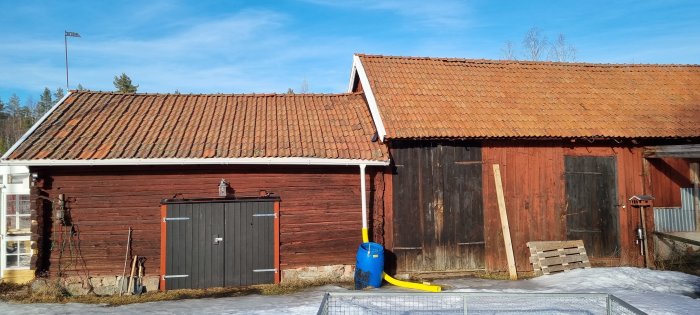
<box><xmin>349</xmin><ymin>54</ymin><xmax>700</xmax><ymax>275</ymax></box>
<box><xmin>1</xmin><ymin>92</ymin><xmax>388</xmax><ymax>292</ymax></box>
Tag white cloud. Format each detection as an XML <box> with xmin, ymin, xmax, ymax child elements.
<box><xmin>302</xmin><ymin>0</ymin><xmax>471</xmax><ymax>29</ymax></box>
<box><xmin>0</xmin><ymin>8</ymin><xmax>359</xmax><ymax>94</ymax></box>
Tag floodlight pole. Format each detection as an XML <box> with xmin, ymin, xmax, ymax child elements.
<box><xmin>64</xmin><ymin>31</ymin><xmax>81</xmax><ymax>90</ymax></box>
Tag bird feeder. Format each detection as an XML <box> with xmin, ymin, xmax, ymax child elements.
<box><xmin>628</xmin><ymin>195</ymin><xmax>654</xmax><ymax>207</ymax></box>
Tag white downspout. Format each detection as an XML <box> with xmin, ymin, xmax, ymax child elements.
<box><xmin>360</xmin><ymin>164</ymin><xmax>369</xmax><ymax>243</ymax></box>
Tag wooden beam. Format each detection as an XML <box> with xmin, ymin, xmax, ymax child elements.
<box><xmin>493</xmin><ymin>164</ymin><xmax>517</xmax><ymax>280</ymax></box>
<box><xmin>654</xmin><ymin>231</ymin><xmax>700</xmax><ymax>247</ymax></box>
<box><xmin>691</xmin><ymin>163</ymin><xmax>700</xmax><ymax>232</ymax></box>
<box><xmin>644</xmin><ymin>144</ymin><xmax>700</xmax><ymax>159</ymax></box>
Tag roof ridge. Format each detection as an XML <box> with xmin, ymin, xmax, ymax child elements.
<box><xmin>69</xmin><ymin>91</ymin><xmax>366</xmax><ymax>97</ymax></box>
<box><xmin>354</xmin><ymin>53</ymin><xmax>700</xmax><ymax>68</ymax></box>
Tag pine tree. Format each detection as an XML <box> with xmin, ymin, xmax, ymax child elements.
<box><xmin>113</xmin><ymin>73</ymin><xmax>138</xmax><ymax>93</ymax></box>
<box><xmin>35</xmin><ymin>87</ymin><xmax>53</xmax><ymax>118</ymax></box>
<box><xmin>0</xmin><ymin>97</ymin><xmax>6</xmax><ymax>120</ymax></box>
<box><xmin>76</xmin><ymin>84</ymin><xmax>86</xmax><ymax>91</ymax></box>
<box><xmin>54</xmin><ymin>87</ymin><xmax>65</xmax><ymax>101</ymax></box>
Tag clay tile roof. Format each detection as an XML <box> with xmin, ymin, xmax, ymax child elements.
<box><xmin>357</xmin><ymin>54</ymin><xmax>700</xmax><ymax>139</ymax></box>
<box><xmin>6</xmin><ymin>91</ymin><xmax>388</xmax><ymax>162</ymax></box>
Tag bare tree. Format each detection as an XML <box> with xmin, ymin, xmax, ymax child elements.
<box><xmin>300</xmin><ymin>78</ymin><xmax>309</xmax><ymax>94</ymax></box>
<box><xmin>522</xmin><ymin>27</ymin><xmax>548</xmax><ymax>61</ymax></box>
<box><xmin>548</xmin><ymin>34</ymin><xmax>577</xmax><ymax>62</ymax></box>
<box><xmin>505</xmin><ymin>27</ymin><xmax>578</xmax><ymax>62</ymax></box>
<box><xmin>501</xmin><ymin>40</ymin><xmax>517</xmax><ymax>60</ymax></box>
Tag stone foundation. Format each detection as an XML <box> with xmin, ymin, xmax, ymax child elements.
<box><xmin>281</xmin><ymin>264</ymin><xmax>354</xmax><ymax>283</ymax></box>
<box><xmin>29</xmin><ymin>265</ymin><xmax>353</xmax><ymax>295</ymax></box>
<box><xmin>32</xmin><ymin>275</ymin><xmax>159</xmax><ymax>296</ymax></box>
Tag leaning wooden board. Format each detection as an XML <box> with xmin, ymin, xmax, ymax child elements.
<box><xmin>526</xmin><ymin>240</ymin><xmax>591</xmax><ymax>276</ymax></box>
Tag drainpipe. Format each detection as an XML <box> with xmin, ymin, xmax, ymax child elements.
<box><xmin>360</xmin><ymin>164</ymin><xmax>369</xmax><ymax>243</ymax></box>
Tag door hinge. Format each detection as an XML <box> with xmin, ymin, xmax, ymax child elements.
<box><xmin>162</xmin><ymin>274</ymin><xmax>189</xmax><ymax>279</ymax></box>
<box><xmin>253</xmin><ymin>268</ymin><xmax>277</xmax><ymax>273</ymax></box>
<box><xmin>252</xmin><ymin>213</ymin><xmax>276</xmax><ymax>218</ymax></box>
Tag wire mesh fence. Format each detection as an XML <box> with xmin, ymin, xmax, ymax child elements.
<box><xmin>317</xmin><ymin>292</ymin><xmax>646</xmax><ymax>315</ymax></box>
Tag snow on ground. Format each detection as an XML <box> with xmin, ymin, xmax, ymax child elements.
<box><xmin>0</xmin><ymin>267</ymin><xmax>698</xmax><ymax>314</ymax></box>
<box><xmin>441</xmin><ymin>267</ymin><xmax>700</xmax><ymax>314</ymax></box>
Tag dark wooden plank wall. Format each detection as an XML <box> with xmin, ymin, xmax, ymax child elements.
<box><xmin>33</xmin><ymin>165</ymin><xmax>384</xmax><ymax>277</ymax></box>
<box><xmin>564</xmin><ymin>156</ymin><xmax>620</xmax><ymax>257</ymax></box>
<box><xmin>391</xmin><ymin>141</ymin><xmax>484</xmax><ymax>272</ymax></box>
<box><xmin>481</xmin><ymin>141</ymin><xmax>656</xmax><ymax>272</ymax></box>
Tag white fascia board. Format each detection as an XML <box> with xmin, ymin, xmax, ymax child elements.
<box><xmin>352</xmin><ymin>55</ymin><xmax>387</xmax><ymax>142</ymax></box>
<box><xmin>0</xmin><ymin>157</ymin><xmax>390</xmax><ymax>167</ymax></box>
<box><xmin>1</xmin><ymin>92</ymin><xmax>72</xmax><ymax>160</ymax></box>
<box><xmin>347</xmin><ymin>58</ymin><xmax>358</xmax><ymax>92</ymax></box>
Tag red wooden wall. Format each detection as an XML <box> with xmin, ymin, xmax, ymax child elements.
<box><xmin>33</xmin><ymin>165</ymin><xmax>384</xmax><ymax>277</ymax></box>
<box><xmin>648</xmin><ymin>158</ymin><xmax>693</xmax><ymax>207</ymax></box>
<box><xmin>480</xmin><ymin>141</ymin><xmax>671</xmax><ymax>272</ymax></box>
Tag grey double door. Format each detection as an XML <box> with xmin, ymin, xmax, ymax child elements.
<box><xmin>163</xmin><ymin>199</ymin><xmax>276</xmax><ymax>289</ymax></box>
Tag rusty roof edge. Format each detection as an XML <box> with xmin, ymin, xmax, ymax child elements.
<box><xmin>353</xmin><ymin>54</ymin><xmax>387</xmax><ymax>142</ymax></box>
<box><xmin>0</xmin><ymin>157</ymin><xmax>390</xmax><ymax>167</ymax></box>
<box><xmin>385</xmin><ymin>135</ymin><xmax>700</xmax><ymax>141</ymax></box>
<box><xmin>355</xmin><ymin>53</ymin><xmax>700</xmax><ymax>68</ymax></box>
<box><xmin>66</xmin><ymin>91</ymin><xmax>366</xmax><ymax>97</ymax></box>
<box><xmin>1</xmin><ymin>91</ymin><xmax>73</xmax><ymax>161</ymax></box>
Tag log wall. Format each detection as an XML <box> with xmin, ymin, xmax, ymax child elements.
<box><xmin>32</xmin><ymin>165</ymin><xmax>384</xmax><ymax>277</ymax></box>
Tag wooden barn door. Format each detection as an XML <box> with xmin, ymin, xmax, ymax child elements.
<box><xmin>392</xmin><ymin>141</ymin><xmax>484</xmax><ymax>272</ymax></box>
<box><xmin>564</xmin><ymin>156</ymin><xmax>620</xmax><ymax>257</ymax></box>
<box><xmin>162</xmin><ymin>199</ymin><xmax>277</xmax><ymax>290</ymax></box>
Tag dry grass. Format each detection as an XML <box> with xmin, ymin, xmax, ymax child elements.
<box><xmin>255</xmin><ymin>279</ymin><xmax>351</xmax><ymax>295</ymax></box>
<box><xmin>656</xmin><ymin>247</ymin><xmax>700</xmax><ymax>277</ymax></box>
<box><xmin>0</xmin><ymin>282</ymin><xmax>29</xmax><ymax>298</ymax></box>
<box><xmin>471</xmin><ymin>271</ymin><xmax>536</xmax><ymax>280</ymax></box>
<box><xmin>0</xmin><ymin>278</ymin><xmax>349</xmax><ymax>306</ymax></box>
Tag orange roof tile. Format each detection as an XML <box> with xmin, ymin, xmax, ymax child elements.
<box><xmin>7</xmin><ymin>92</ymin><xmax>388</xmax><ymax>162</ymax></box>
<box><xmin>357</xmin><ymin>54</ymin><xmax>700</xmax><ymax>139</ymax></box>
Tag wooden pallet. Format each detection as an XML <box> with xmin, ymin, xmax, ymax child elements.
<box><xmin>526</xmin><ymin>240</ymin><xmax>591</xmax><ymax>276</ymax></box>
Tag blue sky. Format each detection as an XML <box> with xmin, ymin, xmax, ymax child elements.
<box><xmin>1</xmin><ymin>0</ymin><xmax>699</xmax><ymax>103</ymax></box>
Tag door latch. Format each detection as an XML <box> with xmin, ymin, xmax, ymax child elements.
<box><xmin>213</xmin><ymin>235</ymin><xmax>223</xmax><ymax>245</ymax></box>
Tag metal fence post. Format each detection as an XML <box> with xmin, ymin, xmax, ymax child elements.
<box><xmin>463</xmin><ymin>295</ymin><xmax>468</xmax><ymax>315</ymax></box>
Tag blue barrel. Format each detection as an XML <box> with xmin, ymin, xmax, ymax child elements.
<box><xmin>354</xmin><ymin>242</ymin><xmax>384</xmax><ymax>289</ymax></box>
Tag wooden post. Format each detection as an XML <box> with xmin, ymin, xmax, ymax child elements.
<box><xmin>493</xmin><ymin>164</ymin><xmax>517</xmax><ymax>280</ymax></box>
<box><xmin>640</xmin><ymin>205</ymin><xmax>651</xmax><ymax>268</ymax></box>
<box><xmin>641</xmin><ymin>158</ymin><xmax>654</xmax><ymax>268</ymax></box>
<box><xmin>691</xmin><ymin>163</ymin><xmax>699</xmax><ymax>232</ymax></box>
<box><xmin>127</xmin><ymin>255</ymin><xmax>138</xmax><ymax>295</ymax></box>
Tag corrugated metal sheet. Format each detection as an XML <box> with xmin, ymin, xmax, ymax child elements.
<box><xmin>654</xmin><ymin>207</ymin><xmax>695</xmax><ymax>232</ymax></box>
<box><xmin>681</xmin><ymin>187</ymin><xmax>695</xmax><ymax>210</ymax></box>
